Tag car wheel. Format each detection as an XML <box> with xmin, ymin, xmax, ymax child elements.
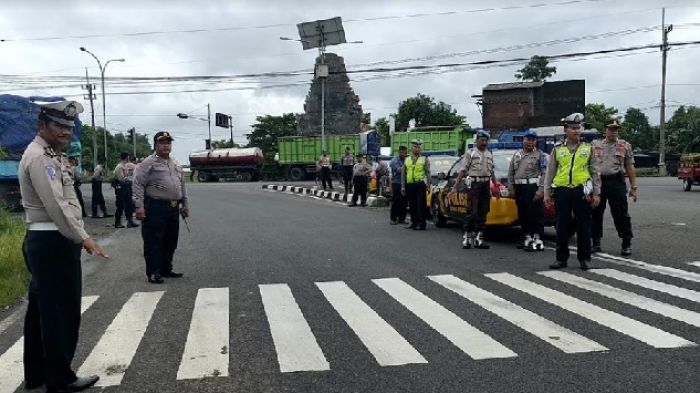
<box><xmin>683</xmin><ymin>178</ymin><xmax>692</xmax><ymax>191</ymax></box>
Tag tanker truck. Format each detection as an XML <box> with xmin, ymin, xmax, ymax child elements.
<box><xmin>189</xmin><ymin>147</ymin><xmax>263</xmax><ymax>182</ymax></box>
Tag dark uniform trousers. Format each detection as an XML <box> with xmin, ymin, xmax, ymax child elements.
<box><xmin>142</xmin><ymin>198</ymin><xmax>180</xmax><ymax>276</ymax></box>
<box><xmin>390</xmin><ymin>183</ymin><xmax>407</xmax><ymax>222</ymax></box>
<box><xmin>114</xmin><ymin>182</ymin><xmax>134</xmax><ymax>223</ymax></box>
<box><xmin>592</xmin><ymin>173</ymin><xmax>633</xmax><ymax>240</ymax></box>
<box><xmin>514</xmin><ymin>184</ymin><xmax>544</xmax><ymax>237</ymax></box>
<box><xmin>91</xmin><ymin>179</ymin><xmax>107</xmax><ymax>216</ymax></box>
<box><xmin>406</xmin><ymin>181</ymin><xmax>427</xmax><ymax>228</ymax></box>
<box><xmin>554</xmin><ymin>186</ymin><xmax>592</xmax><ymax>262</ymax></box>
<box><xmin>73</xmin><ymin>184</ymin><xmax>87</xmax><ymax>217</ymax></box>
<box><xmin>462</xmin><ymin>181</ymin><xmax>491</xmax><ymax>233</ymax></box>
<box><xmin>351</xmin><ymin>176</ymin><xmax>368</xmax><ymax>205</ymax></box>
<box><xmin>342</xmin><ymin>166</ymin><xmax>353</xmax><ymax>193</ymax></box>
<box><xmin>23</xmin><ymin>231</ymin><xmax>82</xmax><ymax>389</ymax></box>
<box><xmin>320</xmin><ymin>167</ymin><xmax>333</xmax><ymax>189</ymax></box>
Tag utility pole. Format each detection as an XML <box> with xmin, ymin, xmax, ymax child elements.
<box><xmin>207</xmin><ymin>103</ymin><xmax>212</xmax><ymax>150</ymax></box>
<box><xmin>228</xmin><ymin>115</ymin><xmax>234</xmax><ymax>146</ymax></box>
<box><xmin>658</xmin><ymin>8</ymin><xmax>673</xmax><ymax>176</ymax></box>
<box><xmin>83</xmin><ymin>68</ymin><xmax>97</xmax><ymax>169</ymax></box>
<box><xmin>130</xmin><ymin>127</ymin><xmax>136</xmax><ymax>158</ymax></box>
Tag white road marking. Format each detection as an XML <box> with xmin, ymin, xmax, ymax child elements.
<box><xmin>316</xmin><ymin>281</ymin><xmax>427</xmax><ymax>366</ymax></box>
<box><xmin>78</xmin><ymin>292</ymin><xmax>164</xmax><ymax>386</ymax></box>
<box><xmin>177</xmin><ymin>288</ymin><xmax>230</xmax><ymax>380</ymax></box>
<box><xmin>688</xmin><ymin>261</ymin><xmax>700</xmax><ymax>269</ymax></box>
<box><xmin>429</xmin><ymin>274</ymin><xmax>607</xmax><ymax>354</ymax></box>
<box><xmin>540</xmin><ymin>271</ymin><xmax>700</xmax><ymax>328</ymax></box>
<box><xmin>487</xmin><ymin>273</ymin><xmax>695</xmax><ymax>349</ymax></box>
<box><xmin>259</xmin><ymin>284</ymin><xmax>329</xmax><ymax>373</ymax></box>
<box><xmin>373</xmin><ymin>278</ymin><xmax>516</xmax><ymax>360</ymax></box>
<box><xmin>592</xmin><ymin>269</ymin><xmax>700</xmax><ymax>304</ymax></box>
<box><xmin>0</xmin><ymin>296</ymin><xmax>99</xmax><ymax>393</ymax></box>
<box><xmin>593</xmin><ymin>252</ymin><xmax>700</xmax><ymax>284</ymax></box>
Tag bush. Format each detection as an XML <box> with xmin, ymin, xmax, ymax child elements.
<box><xmin>0</xmin><ymin>209</ymin><xmax>28</xmax><ymax>308</ymax></box>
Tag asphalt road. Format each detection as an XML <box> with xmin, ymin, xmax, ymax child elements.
<box><xmin>1</xmin><ymin>176</ymin><xmax>699</xmax><ymax>393</ymax></box>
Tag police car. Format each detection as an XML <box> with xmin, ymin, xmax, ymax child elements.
<box><xmin>430</xmin><ymin>143</ymin><xmax>556</xmax><ymax>228</ymax></box>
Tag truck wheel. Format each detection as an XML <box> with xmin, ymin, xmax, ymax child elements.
<box><xmin>683</xmin><ymin>179</ymin><xmax>692</xmax><ymax>191</ymax></box>
<box><xmin>197</xmin><ymin>172</ymin><xmax>209</xmax><ymax>182</ymax></box>
<box><xmin>289</xmin><ymin>167</ymin><xmax>305</xmax><ymax>181</ymax></box>
<box><xmin>240</xmin><ymin>172</ymin><xmax>253</xmax><ymax>182</ymax></box>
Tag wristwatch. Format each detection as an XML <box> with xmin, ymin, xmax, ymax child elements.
<box><xmin>631</xmin><ymin>186</ymin><xmax>638</xmax><ymax>190</ymax></box>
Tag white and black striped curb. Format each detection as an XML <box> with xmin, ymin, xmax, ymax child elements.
<box><xmin>262</xmin><ymin>184</ymin><xmax>389</xmax><ymax>207</ymax></box>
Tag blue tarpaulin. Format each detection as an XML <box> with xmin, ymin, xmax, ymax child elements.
<box><xmin>0</xmin><ymin>94</ymin><xmax>82</xmax><ymax>160</ymax></box>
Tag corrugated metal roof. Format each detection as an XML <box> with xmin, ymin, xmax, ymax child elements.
<box><xmin>483</xmin><ymin>81</ymin><xmax>544</xmax><ymax>91</ymax></box>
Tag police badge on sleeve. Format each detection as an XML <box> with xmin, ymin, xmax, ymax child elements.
<box><xmin>45</xmin><ymin>165</ymin><xmax>57</xmax><ymax>179</ymax></box>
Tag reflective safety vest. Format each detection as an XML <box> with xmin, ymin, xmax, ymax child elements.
<box><xmin>405</xmin><ymin>155</ymin><xmax>426</xmax><ymax>183</ymax></box>
<box><xmin>553</xmin><ymin>142</ymin><xmax>592</xmax><ymax>187</ymax></box>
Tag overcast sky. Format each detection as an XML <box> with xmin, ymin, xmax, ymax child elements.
<box><xmin>1</xmin><ymin>0</ymin><xmax>699</xmax><ymax>162</ymax></box>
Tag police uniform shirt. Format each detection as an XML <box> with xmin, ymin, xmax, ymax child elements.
<box><xmin>114</xmin><ymin>162</ymin><xmax>127</xmax><ymax>182</ymax></box>
<box><xmin>319</xmin><ymin>156</ymin><xmax>331</xmax><ymax>167</ymax></box>
<box><xmin>92</xmin><ymin>164</ymin><xmax>104</xmax><ymax>181</ymax></box>
<box><xmin>72</xmin><ymin>165</ymin><xmax>82</xmax><ymax>185</ymax></box>
<box><xmin>462</xmin><ymin>148</ymin><xmax>494</xmax><ymax>178</ymax></box>
<box><xmin>125</xmin><ymin>162</ymin><xmax>136</xmax><ymax>182</ymax></box>
<box><xmin>341</xmin><ymin>154</ymin><xmax>354</xmax><ymax>166</ymax></box>
<box><xmin>353</xmin><ymin>161</ymin><xmax>372</xmax><ymax>177</ymax></box>
<box><xmin>18</xmin><ymin>136</ymin><xmax>89</xmax><ymax>243</ymax></box>
<box><xmin>508</xmin><ymin>148</ymin><xmax>546</xmax><ymax>188</ymax></box>
<box><xmin>543</xmin><ymin>141</ymin><xmax>601</xmax><ymax>197</ymax></box>
<box><xmin>593</xmin><ymin>138</ymin><xmax>634</xmax><ymax>176</ymax></box>
<box><xmin>132</xmin><ymin>154</ymin><xmax>188</xmax><ymax>208</ymax></box>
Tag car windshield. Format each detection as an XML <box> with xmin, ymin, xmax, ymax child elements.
<box><xmin>429</xmin><ymin>156</ymin><xmax>459</xmax><ymax>176</ymax></box>
<box><xmin>492</xmin><ymin>150</ymin><xmax>515</xmax><ymax>180</ymax></box>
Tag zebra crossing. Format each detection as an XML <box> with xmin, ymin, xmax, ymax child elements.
<box><xmin>1</xmin><ymin>266</ymin><xmax>699</xmax><ymax>392</ymax></box>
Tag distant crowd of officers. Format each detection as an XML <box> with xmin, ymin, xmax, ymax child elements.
<box><xmin>382</xmin><ymin>112</ymin><xmax>638</xmax><ymax>271</ymax></box>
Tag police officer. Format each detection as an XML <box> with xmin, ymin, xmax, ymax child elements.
<box><xmin>402</xmin><ymin>139</ymin><xmax>431</xmax><ymax>230</ymax></box>
<box><xmin>90</xmin><ymin>157</ymin><xmax>111</xmax><ymax>218</ymax></box>
<box><xmin>318</xmin><ymin>150</ymin><xmax>333</xmax><ymax>190</ymax></box>
<box><xmin>591</xmin><ymin>118</ymin><xmax>637</xmax><ymax>256</ymax></box>
<box><xmin>340</xmin><ymin>147</ymin><xmax>355</xmax><ymax>194</ymax></box>
<box><xmin>508</xmin><ymin>130</ymin><xmax>546</xmax><ymax>251</ymax></box>
<box><xmin>114</xmin><ymin>151</ymin><xmax>139</xmax><ymax>228</ymax></box>
<box><xmin>544</xmin><ymin>113</ymin><xmax>601</xmax><ymax>270</ymax></box>
<box><xmin>452</xmin><ymin>130</ymin><xmax>495</xmax><ymax>248</ymax></box>
<box><xmin>348</xmin><ymin>153</ymin><xmax>371</xmax><ymax>207</ymax></box>
<box><xmin>68</xmin><ymin>156</ymin><xmax>87</xmax><ymax>217</ymax></box>
<box><xmin>19</xmin><ymin>100</ymin><xmax>108</xmax><ymax>392</ymax></box>
<box><xmin>133</xmin><ymin>131</ymin><xmax>189</xmax><ymax>284</ymax></box>
<box><xmin>389</xmin><ymin>146</ymin><xmax>408</xmax><ymax>224</ymax></box>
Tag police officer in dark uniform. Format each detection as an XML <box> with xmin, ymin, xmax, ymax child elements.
<box><xmin>19</xmin><ymin>100</ymin><xmax>108</xmax><ymax>392</ymax></box>
<box><xmin>591</xmin><ymin>118</ymin><xmax>638</xmax><ymax>255</ymax></box>
<box><xmin>452</xmin><ymin>130</ymin><xmax>495</xmax><ymax>249</ymax></box>
<box><xmin>133</xmin><ymin>131</ymin><xmax>189</xmax><ymax>284</ymax></box>
<box><xmin>508</xmin><ymin>130</ymin><xmax>546</xmax><ymax>251</ymax></box>
<box><xmin>113</xmin><ymin>151</ymin><xmax>139</xmax><ymax>228</ymax></box>
<box><xmin>90</xmin><ymin>157</ymin><xmax>111</xmax><ymax>218</ymax></box>
<box><xmin>68</xmin><ymin>156</ymin><xmax>87</xmax><ymax>217</ymax></box>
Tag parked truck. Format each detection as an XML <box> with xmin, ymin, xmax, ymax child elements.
<box><xmin>390</xmin><ymin>126</ymin><xmax>471</xmax><ymax>156</ymax></box>
<box><xmin>0</xmin><ymin>95</ymin><xmax>82</xmax><ymax>210</ymax></box>
<box><xmin>678</xmin><ymin>153</ymin><xmax>700</xmax><ymax>191</ymax></box>
<box><xmin>276</xmin><ymin>130</ymin><xmax>380</xmax><ymax>181</ymax></box>
<box><xmin>189</xmin><ymin>147</ymin><xmax>264</xmax><ymax>182</ymax></box>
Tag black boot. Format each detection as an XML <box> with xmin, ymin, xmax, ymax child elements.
<box><xmin>591</xmin><ymin>238</ymin><xmax>601</xmax><ymax>253</ymax></box>
<box><xmin>579</xmin><ymin>260</ymin><xmax>590</xmax><ymax>271</ymax></box>
<box><xmin>549</xmin><ymin>261</ymin><xmax>568</xmax><ymax>269</ymax></box>
<box><xmin>621</xmin><ymin>238</ymin><xmax>632</xmax><ymax>256</ymax></box>
<box><xmin>114</xmin><ymin>219</ymin><xmax>125</xmax><ymax>228</ymax></box>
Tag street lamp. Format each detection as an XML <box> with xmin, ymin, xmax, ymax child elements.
<box><xmin>80</xmin><ymin>46</ymin><xmax>125</xmax><ymax>167</ymax></box>
<box><xmin>177</xmin><ymin>104</ymin><xmax>211</xmax><ymax>149</ymax></box>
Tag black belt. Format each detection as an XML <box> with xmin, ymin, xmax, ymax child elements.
<box><xmin>601</xmin><ymin>173</ymin><xmax>624</xmax><ymax>179</ymax></box>
<box><xmin>145</xmin><ymin>197</ymin><xmax>180</xmax><ymax>208</ymax></box>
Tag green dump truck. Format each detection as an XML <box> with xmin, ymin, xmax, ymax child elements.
<box><xmin>277</xmin><ymin>131</ymin><xmax>380</xmax><ymax>181</ymax></box>
<box><xmin>390</xmin><ymin>126</ymin><xmax>472</xmax><ymax>156</ymax></box>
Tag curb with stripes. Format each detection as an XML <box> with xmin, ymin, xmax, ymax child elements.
<box><xmin>263</xmin><ymin>184</ymin><xmax>389</xmax><ymax>207</ymax></box>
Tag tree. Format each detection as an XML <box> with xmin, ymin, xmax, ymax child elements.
<box><xmin>620</xmin><ymin>107</ymin><xmax>655</xmax><ymax>150</ymax></box>
<box><xmin>585</xmin><ymin>103</ymin><xmax>619</xmax><ymax>132</ymax></box>
<box><xmin>79</xmin><ymin>126</ymin><xmax>152</xmax><ymax>171</ymax></box>
<box><xmin>373</xmin><ymin>117</ymin><xmax>390</xmax><ymax>146</ymax></box>
<box><xmin>211</xmin><ymin>139</ymin><xmax>240</xmax><ymax>149</ymax></box>
<box><xmin>665</xmin><ymin>106</ymin><xmax>700</xmax><ymax>155</ymax></box>
<box><xmin>394</xmin><ymin>94</ymin><xmax>466</xmax><ymax>131</ymax></box>
<box><xmin>246</xmin><ymin>113</ymin><xmax>298</xmax><ymax>160</ymax></box>
<box><xmin>515</xmin><ymin>55</ymin><xmax>557</xmax><ymax>82</ymax></box>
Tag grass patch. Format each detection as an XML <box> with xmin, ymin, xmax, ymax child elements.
<box><xmin>0</xmin><ymin>209</ymin><xmax>28</xmax><ymax>308</ymax></box>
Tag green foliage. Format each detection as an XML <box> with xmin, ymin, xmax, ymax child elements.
<box><xmin>620</xmin><ymin>107</ymin><xmax>655</xmax><ymax>150</ymax></box>
<box><xmin>79</xmin><ymin>126</ymin><xmax>153</xmax><ymax>170</ymax></box>
<box><xmin>0</xmin><ymin>209</ymin><xmax>28</xmax><ymax>308</ymax></box>
<box><xmin>246</xmin><ymin>113</ymin><xmax>298</xmax><ymax>160</ymax></box>
<box><xmin>515</xmin><ymin>55</ymin><xmax>557</xmax><ymax>82</ymax></box>
<box><xmin>373</xmin><ymin>117</ymin><xmax>390</xmax><ymax>146</ymax></box>
<box><xmin>585</xmin><ymin>103</ymin><xmax>619</xmax><ymax>132</ymax></box>
<box><xmin>394</xmin><ymin>94</ymin><xmax>466</xmax><ymax>131</ymax></box>
<box><xmin>211</xmin><ymin>139</ymin><xmax>240</xmax><ymax>148</ymax></box>
<box><xmin>666</xmin><ymin>106</ymin><xmax>700</xmax><ymax>154</ymax></box>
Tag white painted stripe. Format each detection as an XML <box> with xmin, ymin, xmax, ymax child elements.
<box><xmin>316</xmin><ymin>281</ymin><xmax>427</xmax><ymax>366</ymax></box>
<box><xmin>0</xmin><ymin>296</ymin><xmax>99</xmax><ymax>393</ymax></box>
<box><xmin>259</xmin><ymin>284</ymin><xmax>329</xmax><ymax>372</ymax></box>
<box><xmin>688</xmin><ymin>261</ymin><xmax>700</xmax><ymax>269</ymax></box>
<box><xmin>592</xmin><ymin>252</ymin><xmax>700</xmax><ymax>284</ymax></box>
<box><xmin>592</xmin><ymin>269</ymin><xmax>700</xmax><ymax>304</ymax></box>
<box><xmin>487</xmin><ymin>273</ymin><xmax>695</xmax><ymax>348</ymax></box>
<box><xmin>428</xmin><ymin>275</ymin><xmax>607</xmax><ymax>354</ymax></box>
<box><xmin>373</xmin><ymin>278</ymin><xmax>516</xmax><ymax>360</ymax></box>
<box><xmin>540</xmin><ymin>271</ymin><xmax>700</xmax><ymax>329</ymax></box>
<box><xmin>177</xmin><ymin>288</ymin><xmax>230</xmax><ymax>380</ymax></box>
<box><xmin>78</xmin><ymin>292</ymin><xmax>164</xmax><ymax>386</ymax></box>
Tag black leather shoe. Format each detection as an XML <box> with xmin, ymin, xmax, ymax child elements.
<box><xmin>114</xmin><ymin>223</ymin><xmax>125</xmax><ymax>228</ymax></box>
<box><xmin>47</xmin><ymin>375</ymin><xmax>99</xmax><ymax>393</ymax></box>
<box><xmin>591</xmin><ymin>238</ymin><xmax>601</xmax><ymax>253</ymax></box>
<box><xmin>347</xmin><ymin>203</ymin><xmax>357</xmax><ymax>207</ymax></box>
<box><xmin>127</xmin><ymin>222</ymin><xmax>140</xmax><ymax>228</ymax></box>
<box><xmin>397</xmin><ymin>220</ymin><xmax>407</xmax><ymax>224</ymax></box>
<box><xmin>390</xmin><ymin>220</ymin><xmax>398</xmax><ymax>225</ymax></box>
<box><xmin>148</xmin><ymin>274</ymin><xmax>164</xmax><ymax>284</ymax></box>
<box><xmin>406</xmin><ymin>224</ymin><xmax>418</xmax><ymax>229</ymax></box>
<box><xmin>417</xmin><ymin>226</ymin><xmax>426</xmax><ymax>230</ymax></box>
<box><xmin>580</xmin><ymin>260</ymin><xmax>590</xmax><ymax>271</ymax></box>
<box><xmin>162</xmin><ymin>271</ymin><xmax>183</xmax><ymax>278</ymax></box>
<box><xmin>549</xmin><ymin>261</ymin><xmax>568</xmax><ymax>269</ymax></box>
<box><xmin>621</xmin><ymin>239</ymin><xmax>632</xmax><ymax>256</ymax></box>
<box><xmin>102</xmin><ymin>213</ymin><xmax>113</xmax><ymax>218</ymax></box>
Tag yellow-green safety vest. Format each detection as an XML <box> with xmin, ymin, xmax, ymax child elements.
<box><xmin>553</xmin><ymin>142</ymin><xmax>592</xmax><ymax>187</ymax></box>
<box><xmin>405</xmin><ymin>155</ymin><xmax>426</xmax><ymax>183</ymax></box>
